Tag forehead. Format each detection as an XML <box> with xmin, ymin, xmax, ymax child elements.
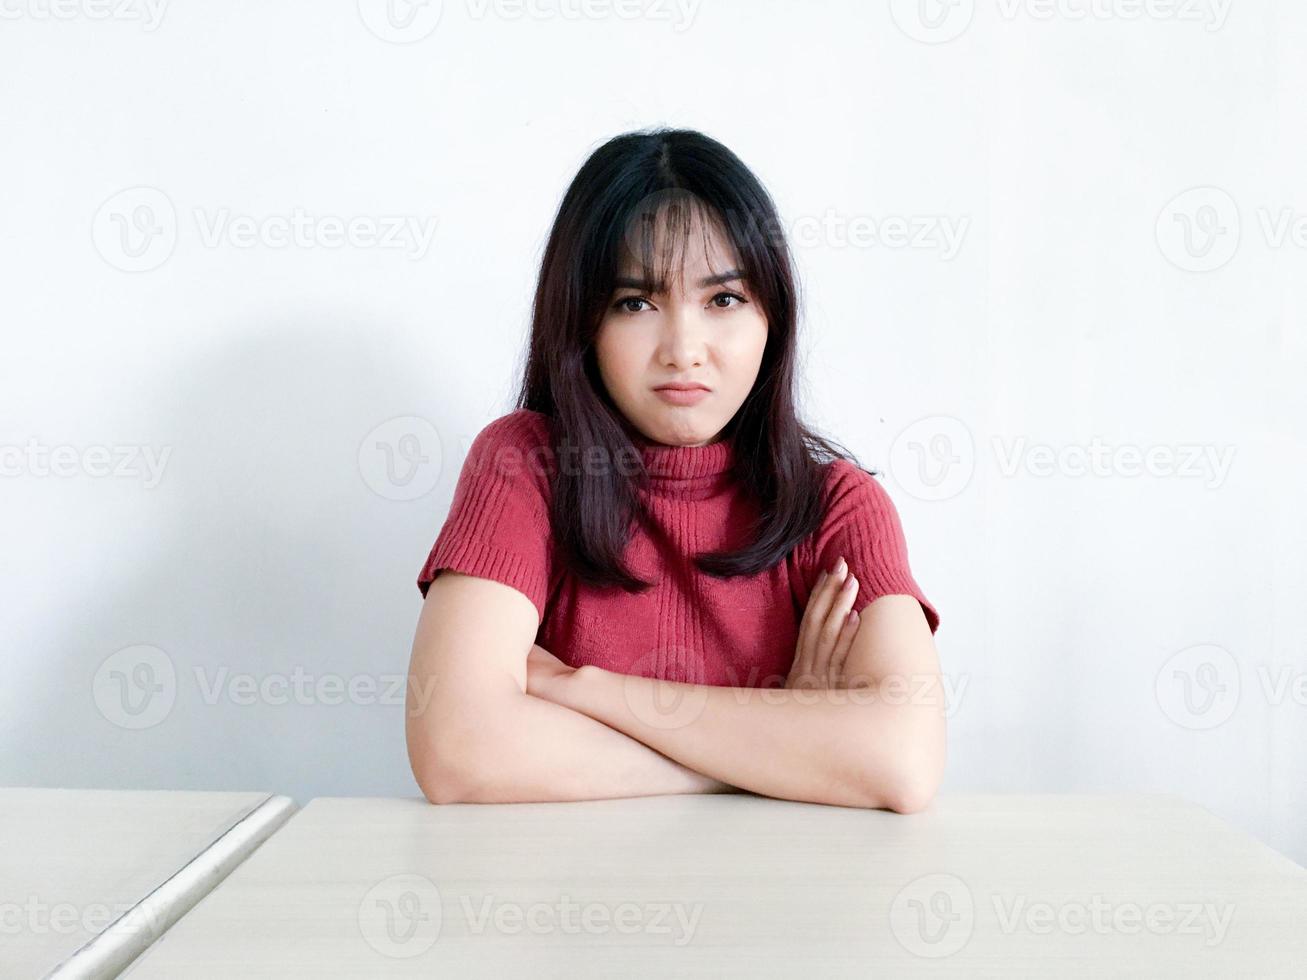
<box><xmin>615</xmin><ymin>204</ymin><xmax>742</xmax><ymax>289</ymax></box>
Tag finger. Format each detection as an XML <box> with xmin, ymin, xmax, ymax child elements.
<box><xmin>811</xmin><ymin>570</ymin><xmax>859</xmax><ymax>678</ymax></box>
<box><xmin>794</xmin><ymin>568</ymin><xmax>831</xmax><ymax>676</ymax></box>
<box><xmin>827</xmin><ymin>608</ymin><xmax>860</xmax><ymax>687</ymax></box>
<box><xmin>796</xmin><ymin>568</ymin><xmax>830</xmax><ymax>651</ymax></box>
<box><xmin>799</xmin><ymin>559</ymin><xmax>845</xmax><ymax>660</ymax></box>
<box><xmin>793</xmin><ymin>560</ymin><xmax>851</xmax><ymax>689</ymax></box>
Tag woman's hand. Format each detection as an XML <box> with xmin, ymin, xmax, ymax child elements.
<box><xmin>786</xmin><ymin>556</ymin><xmax>860</xmax><ymax>690</ymax></box>
<box><xmin>525</xmin><ymin>643</ymin><xmax>579</xmax><ymax>702</ymax></box>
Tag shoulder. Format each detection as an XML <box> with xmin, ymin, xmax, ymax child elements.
<box><xmin>460</xmin><ymin>409</ymin><xmax>555</xmax><ymax>494</ymax></box>
<box><xmin>800</xmin><ymin>456</ymin><xmax>939</xmax><ymax>633</ymax></box>
<box><xmin>473</xmin><ymin>408</ymin><xmax>552</xmax><ymax>451</ymax></box>
<box><xmin>818</xmin><ymin>457</ymin><xmax>897</xmax><ymax>518</ymax></box>
<box><xmin>804</xmin><ymin>457</ymin><xmax>914</xmax><ymax>556</ymax></box>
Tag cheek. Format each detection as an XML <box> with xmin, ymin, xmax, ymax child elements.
<box><xmin>595</xmin><ymin>328</ymin><xmax>640</xmax><ymax>393</ymax></box>
<box><xmin>726</xmin><ymin>316</ymin><xmax>769</xmax><ymax>368</ymax></box>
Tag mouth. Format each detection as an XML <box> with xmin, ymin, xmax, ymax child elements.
<box><xmin>653</xmin><ymin>383</ymin><xmax>711</xmax><ymax>406</ymax></box>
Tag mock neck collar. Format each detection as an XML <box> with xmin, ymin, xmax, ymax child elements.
<box><xmin>629</xmin><ymin>428</ymin><xmax>736</xmax><ymax>499</ymax></box>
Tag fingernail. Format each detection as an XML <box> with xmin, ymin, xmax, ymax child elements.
<box><xmin>841</xmin><ymin>574</ymin><xmax>858</xmax><ymax>592</ymax></box>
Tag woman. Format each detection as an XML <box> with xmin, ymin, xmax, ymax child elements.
<box><xmin>405</xmin><ymin>128</ymin><xmax>944</xmax><ymax>811</ymax></box>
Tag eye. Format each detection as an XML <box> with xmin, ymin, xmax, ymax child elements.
<box><xmin>611</xmin><ymin>292</ymin><xmax>747</xmax><ymax>315</ymax></box>
<box><xmin>613</xmin><ymin>296</ymin><xmax>651</xmax><ymax>314</ymax></box>
<box><xmin>711</xmin><ymin>291</ymin><xmax>748</xmax><ymax>309</ymax></box>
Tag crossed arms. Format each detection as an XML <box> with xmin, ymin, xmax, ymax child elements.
<box><xmin>405</xmin><ymin>571</ymin><xmax>946</xmax><ymax>811</ymax></box>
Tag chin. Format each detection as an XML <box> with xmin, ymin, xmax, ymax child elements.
<box><xmin>663</xmin><ymin>420</ymin><xmax>721</xmax><ymax>446</ymax></box>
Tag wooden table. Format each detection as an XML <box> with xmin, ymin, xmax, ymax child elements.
<box><xmin>1</xmin><ymin>787</ymin><xmax>295</xmax><ymax>979</ymax></box>
<box><xmin>117</xmin><ymin>793</ymin><xmax>1307</xmax><ymax>977</ymax></box>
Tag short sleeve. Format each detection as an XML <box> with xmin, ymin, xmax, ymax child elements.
<box><xmin>415</xmin><ymin>410</ymin><xmax>555</xmax><ymax>623</ymax></box>
<box><xmin>799</xmin><ymin>460</ymin><xmax>940</xmax><ymax>634</ymax></box>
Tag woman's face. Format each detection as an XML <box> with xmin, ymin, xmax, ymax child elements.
<box><xmin>594</xmin><ymin>217</ymin><xmax>769</xmax><ymax>448</ymax></box>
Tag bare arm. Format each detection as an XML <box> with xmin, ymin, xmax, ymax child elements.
<box><xmin>529</xmin><ymin>591</ymin><xmax>947</xmax><ymax>812</ymax></box>
<box><xmin>405</xmin><ymin>570</ymin><xmax>735</xmax><ymax>803</ymax></box>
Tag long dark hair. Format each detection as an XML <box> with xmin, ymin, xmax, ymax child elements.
<box><xmin>517</xmin><ymin>126</ymin><xmax>857</xmax><ymax>593</ymax></box>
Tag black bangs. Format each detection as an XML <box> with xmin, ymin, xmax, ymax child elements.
<box><xmin>618</xmin><ymin>190</ymin><xmax>735</xmax><ymax>294</ymax></box>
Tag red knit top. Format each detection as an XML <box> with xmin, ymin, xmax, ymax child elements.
<box><xmin>417</xmin><ymin>409</ymin><xmax>940</xmax><ymax>689</ymax></box>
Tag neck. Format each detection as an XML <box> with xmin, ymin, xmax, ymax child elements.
<box><xmin>630</xmin><ymin>427</ymin><xmax>736</xmax><ymax>500</ymax></box>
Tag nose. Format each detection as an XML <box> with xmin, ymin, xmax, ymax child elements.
<box><xmin>658</xmin><ymin>305</ymin><xmax>707</xmax><ymax>370</ymax></box>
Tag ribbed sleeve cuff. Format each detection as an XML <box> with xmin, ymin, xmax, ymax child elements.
<box><xmin>853</xmin><ymin>568</ymin><xmax>941</xmax><ymax>635</ymax></box>
<box><xmin>416</xmin><ymin>538</ymin><xmax>550</xmax><ymax>624</ymax></box>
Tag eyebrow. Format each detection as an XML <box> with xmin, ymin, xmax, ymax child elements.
<box><xmin>613</xmin><ymin>269</ymin><xmax>747</xmax><ymax>292</ymax></box>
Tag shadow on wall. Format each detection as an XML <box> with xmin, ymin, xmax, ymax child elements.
<box><xmin>24</xmin><ymin>315</ymin><xmax>477</xmax><ymax>804</ymax></box>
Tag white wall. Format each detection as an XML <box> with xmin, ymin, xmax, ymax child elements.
<box><xmin>2</xmin><ymin>0</ymin><xmax>1303</xmax><ymax>863</ymax></box>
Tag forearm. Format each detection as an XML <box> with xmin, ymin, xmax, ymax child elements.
<box><xmin>552</xmin><ymin>669</ymin><xmax>945</xmax><ymax>810</ymax></box>
<box><xmin>419</xmin><ymin>688</ymin><xmax>735</xmax><ymax>804</ymax></box>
